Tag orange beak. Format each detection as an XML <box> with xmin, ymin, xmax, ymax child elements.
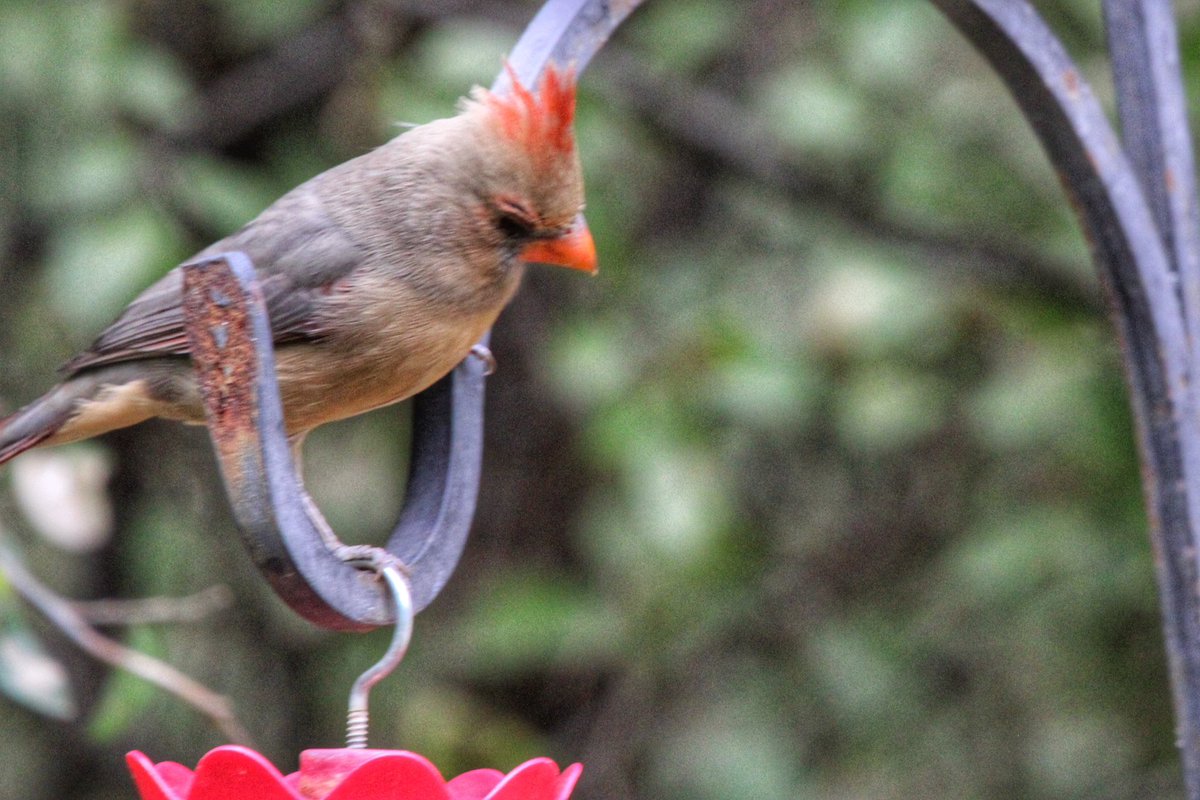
<box><xmin>520</xmin><ymin>214</ymin><xmax>598</xmax><ymax>274</ymax></box>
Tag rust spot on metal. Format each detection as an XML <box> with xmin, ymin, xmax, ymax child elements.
<box><xmin>1063</xmin><ymin>68</ymin><xmax>1080</xmax><ymax>99</ymax></box>
<box><xmin>181</xmin><ymin>259</ymin><xmax>261</xmax><ymax>485</ymax></box>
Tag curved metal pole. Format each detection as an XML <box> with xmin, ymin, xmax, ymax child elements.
<box><xmin>932</xmin><ymin>0</ymin><xmax>1200</xmax><ymax>791</ymax></box>
<box><xmin>388</xmin><ymin>0</ymin><xmax>646</xmax><ymax>612</ymax></box>
<box><xmin>184</xmin><ymin>0</ymin><xmax>646</xmax><ymax>631</ymax></box>
<box><xmin>1103</xmin><ymin>0</ymin><xmax>1200</xmax><ymax>327</ymax></box>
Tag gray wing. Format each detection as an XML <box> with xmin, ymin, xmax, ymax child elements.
<box><xmin>62</xmin><ymin>186</ymin><xmax>364</xmax><ymax>376</ymax></box>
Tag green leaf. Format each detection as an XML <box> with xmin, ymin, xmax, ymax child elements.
<box><xmin>215</xmin><ymin>0</ymin><xmax>325</xmax><ymax>49</ymax></box>
<box><xmin>650</xmin><ymin>659</ymin><xmax>806</xmax><ymax>800</ymax></box>
<box><xmin>0</xmin><ymin>3</ymin><xmax>56</xmax><ymax>99</ymax></box>
<box><xmin>628</xmin><ymin>0</ymin><xmax>736</xmax><ymax>73</ymax></box>
<box><xmin>175</xmin><ymin>155</ymin><xmax>279</xmax><ymax>235</ymax></box>
<box><xmin>446</xmin><ymin>571</ymin><xmax>612</xmax><ymax>676</ymax></box>
<box><xmin>804</xmin><ymin>246</ymin><xmax>950</xmax><ymax>357</ymax></box>
<box><xmin>967</xmin><ymin>326</ymin><xmax>1105</xmax><ymax>452</ymax></box>
<box><xmin>44</xmin><ymin>205</ymin><xmax>186</xmax><ymax>331</ymax></box>
<box><xmin>702</xmin><ymin>349</ymin><xmax>819</xmax><ymax>429</ymax></box>
<box><xmin>86</xmin><ymin>626</ymin><xmax>161</xmax><ymax>741</ymax></box>
<box><xmin>842</xmin><ymin>3</ymin><xmax>941</xmax><ymax>88</ymax></box>
<box><xmin>118</xmin><ymin>45</ymin><xmax>194</xmax><ymax>127</ymax></box>
<box><xmin>756</xmin><ymin>65</ymin><xmax>870</xmax><ymax>159</ymax></box>
<box><xmin>414</xmin><ymin>20</ymin><xmax>514</xmax><ymax>90</ymax></box>
<box><xmin>834</xmin><ymin>365</ymin><xmax>948</xmax><ymax>451</ymax></box>
<box><xmin>31</xmin><ymin>132</ymin><xmax>139</xmax><ymax>213</ymax></box>
<box><xmin>546</xmin><ymin>320</ymin><xmax>640</xmax><ymax>410</ymax></box>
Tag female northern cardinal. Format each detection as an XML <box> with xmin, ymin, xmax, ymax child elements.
<box><xmin>0</xmin><ymin>65</ymin><xmax>594</xmax><ymax>466</ymax></box>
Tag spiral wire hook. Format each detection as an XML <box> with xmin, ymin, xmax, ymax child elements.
<box><xmin>345</xmin><ymin>561</ymin><xmax>414</xmax><ymax>748</ymax></box>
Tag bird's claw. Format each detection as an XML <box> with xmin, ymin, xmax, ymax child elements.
<box><xmin>468</xmin><ymin>343</ymin><xmax>497</xmax><ymax>376</ymax></box>
<box><xmin>334</xmin><ymin>544</ymin><xmax>410</xmax><ymax>578</ymax></box>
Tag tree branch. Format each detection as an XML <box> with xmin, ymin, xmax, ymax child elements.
<box><xmin>0</xmin><ymin>545</ymin><xmax>253</xmax><ymax>745</ymax></box>
<box><xmin>72</xmin><ymin>584</ymin><xmax>234</xmax><ymax>626</ymax></box>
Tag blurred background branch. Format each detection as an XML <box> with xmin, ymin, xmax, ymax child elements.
<box><xmin>0</xmin><ymin>543</ymin><xmax>250</xmax><ymax>744</ymax></box>
<box><xmin>73</xmin><ymin>585</ymin><xmax>233</xmax><ymax>626</ymax></box>
<box><xmin>595</xmin><ymin>46</ymin><xmax>1101</xmax><ymax>312</ymax></box>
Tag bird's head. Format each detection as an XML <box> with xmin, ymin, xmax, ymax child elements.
<box><xmin>460</xmin><ymin>63</ymin><xmax>596</xmax><ymax>275</ymax></box>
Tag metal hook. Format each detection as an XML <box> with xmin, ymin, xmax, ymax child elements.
<box><xmin>344</xmin><ymin>554</ymin><xmax>413</xmax><ymax>749</ymax></box>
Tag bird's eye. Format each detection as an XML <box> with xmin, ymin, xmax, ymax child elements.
<box><xmin>497</xmin><ymin>212</ymin><xmax>535</xmax><ymax>239</ymax></box>
<box><xmin>494</xmin><ymin>197</ymin><xmax>537</xmax><ymax>240</ymax></box>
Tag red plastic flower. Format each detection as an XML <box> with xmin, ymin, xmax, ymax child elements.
<box><xmin>127</xmin><ymin>746</ymin><xmax>582</xmax><ymax>800</ymax></box>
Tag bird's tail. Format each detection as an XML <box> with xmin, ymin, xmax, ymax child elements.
<box><xmin>0</xmin><ymin>420</ymin><xmax>54</xmax><ymax>466</ymax></box>
<box><xmin>0</xmin><ymin>373</ymin><xmax>132</xmax><ymax>468</ymax></box>
<box><xmin>0</xmin><ymin>391</ymin><xmax>76</xmax><ymax>467</ymax></box>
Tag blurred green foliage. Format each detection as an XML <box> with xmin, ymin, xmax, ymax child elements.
<box><xmin>0</xmin><ymin>0</ymin><xmax>1190</xmax><ymax>798</ymax></box>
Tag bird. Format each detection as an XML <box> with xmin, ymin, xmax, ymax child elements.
<box><xmin>0</xmin><ymin>64</ymin><xmax>595</xmax><ymax>467</ymax></box>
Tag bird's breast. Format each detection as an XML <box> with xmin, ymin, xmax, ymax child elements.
<box><xmin>270</xmin><ymin>268</ymin><xmax>512</xmax><ymax>435</ymax></box>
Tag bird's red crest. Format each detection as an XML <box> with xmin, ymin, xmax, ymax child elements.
<box><xmin>476</xmin><ymin>62</ymin><xmax>577</xmax><ymax>155</ymax></box>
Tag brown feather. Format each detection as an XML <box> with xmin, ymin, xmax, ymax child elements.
<box><xmin>0</xmin><ymin>426</ymin><xmax>52</xmax><ymax>467</ymax></box>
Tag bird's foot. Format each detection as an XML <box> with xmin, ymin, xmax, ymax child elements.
<box><xmin>468</xmin><ymin>343</ymin><xmax>497</xmax><ymax>376</ymax></box>
<box><xmin>333</xmin><ymin>544</ymin><xmax>411</xmax><ymax>578</ymax></box>
<box><xmin>297</xmin><ymin>490</ymin><xmax>345</xmax><ymax>551</ymax></box>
